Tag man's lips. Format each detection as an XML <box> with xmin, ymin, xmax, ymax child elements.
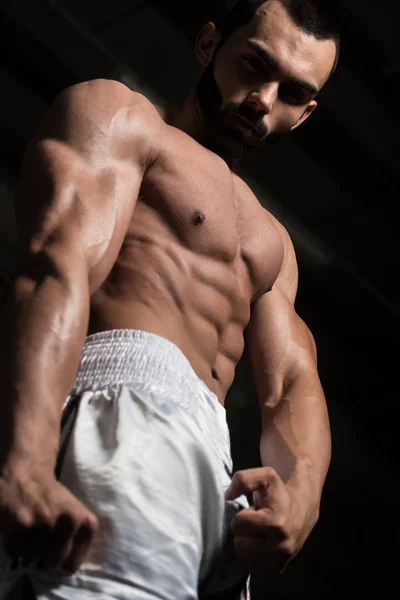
<box><xmin>236</xmin><ymin>114</ymin><xmax>264</xmax><ymax>136</ymax></box>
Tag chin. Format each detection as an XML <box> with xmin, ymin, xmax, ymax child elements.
<box><xmin>205</xmin><ymin>129</ymin><xmax>256</xmax><ymax>161</ymax></box>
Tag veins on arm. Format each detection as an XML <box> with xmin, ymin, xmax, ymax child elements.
<box><xmin>246</xmin><ymin>220</ymin><xmax>329</xmax><ymax>488</ymax></box>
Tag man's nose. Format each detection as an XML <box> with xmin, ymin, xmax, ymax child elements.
<box><xmin>248</xmin><ymin>82</ymin><xmax>279</xmax><ymax>114</ymax></box>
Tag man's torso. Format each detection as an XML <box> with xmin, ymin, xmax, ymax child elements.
<box><xmin>88</xmin><ymin>101</ymin><xmax>284</xmax><ymax>402</ymax></box>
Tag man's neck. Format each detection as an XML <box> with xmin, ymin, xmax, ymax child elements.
<box><xmin>159</xmin><ymin>91</ymin><xmax>205</xmax><ymax>142</ymax></box>
<box><xmin>155</xmin><ymin>92</ymin><xmax>240</xmax><ymax>170</ymax></box>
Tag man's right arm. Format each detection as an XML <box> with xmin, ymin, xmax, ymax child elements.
<box><xmin>0</xmin><ymin>79</ymin><xmax>159</xmax><ymax>571</ymax></box>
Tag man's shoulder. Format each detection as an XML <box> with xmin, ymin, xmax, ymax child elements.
<box><xmin>231</xmin><ymin>173</ymin><xmax>298</xmax><ymax>293</ymax></box>
<box><xmin>55</xmin><ymin>79</ymin><xmax>159</xmax><ymax>124</ymax></box>
<box><xmin>232</xmin><ymin>173</ymin><xmax>287</xmax><ymax>238</ymax></box>
<box><xmin>262</xmin><ymin>212</ymin><xmax>298</xmax><ymax>302</ymax></box>
<box><xmin>40</xmin><ymin>79</ymin><xmax>162</xmax><ymax>165</ymax></box>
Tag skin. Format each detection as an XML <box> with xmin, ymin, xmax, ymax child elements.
<box><xmin>0</xmin><ymin>0</ymin><xmax>336</xmax><ymax>580</ymax></box>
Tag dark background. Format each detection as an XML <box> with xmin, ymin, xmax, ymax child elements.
<box><xmin>0</xmin><ymin>1</ymin><xmax>399</xmax><ymax>598</ymax></box>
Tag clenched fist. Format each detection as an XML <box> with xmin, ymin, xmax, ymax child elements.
<box><xmin>226</xmin><ymin>467</ymin><xmax>318</xmax><ymax>576</ymax></box>
<box><xmin>0</xmin><ymin>463</ymin><xmax>98</xmax><ymax>573</ymax></box>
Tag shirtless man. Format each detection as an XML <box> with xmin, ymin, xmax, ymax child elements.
<box><xmin>0</xmin><ymin>1</ymin><xmax>339</xmax><ymax>598</ymax></box>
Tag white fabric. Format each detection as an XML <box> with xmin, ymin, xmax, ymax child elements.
<box><xmin>26</xmin><ymin>330</ymin><xmax>249</xmax><ymax>600</ymax></box>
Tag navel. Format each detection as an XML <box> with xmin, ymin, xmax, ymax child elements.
<box><xmin>192</xmin><ymin>210</ymin><xmax>206</xmax><ymax>226</ymax></box>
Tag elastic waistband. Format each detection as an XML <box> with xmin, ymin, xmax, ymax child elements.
<box><xmin>72</xmin><ymin>330</ymin><xmax>232</xmax><ymax>470</ymax></box>
<box><xmin>74</xmin><ymin>329</ymin><xmax>217</xmax><ymax>404</ymax></box>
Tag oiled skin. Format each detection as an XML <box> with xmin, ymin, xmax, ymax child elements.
<box><xmin>0</xmin><ymin>0</ymin><xmax>335</xmax><ymax>574</ymax></box>
<box><xmin>88</xmin><ymin>102</ymin><xmax>283</xmax><ymax>402</ymax></box>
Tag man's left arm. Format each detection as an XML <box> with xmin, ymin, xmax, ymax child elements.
<box><xmin>226</xmin><ymin>224</ymin><xmax>331</xmax><ymax>574</ymax></box>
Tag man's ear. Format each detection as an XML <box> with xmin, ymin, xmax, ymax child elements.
<box><xmin>195</xmin><ymin>22</ymin><xmax>221</xmax><ymax>67</ymax></box>
<box><xmin>291</xmin><ymin>100</ymin><xmax>317</xmax><ymax>131</ymax></box>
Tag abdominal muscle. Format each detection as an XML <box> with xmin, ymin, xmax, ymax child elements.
<box><xmin>88</xmin><ymin>235</ymin><xmax>251</xmax><ymax>404</ymax></box>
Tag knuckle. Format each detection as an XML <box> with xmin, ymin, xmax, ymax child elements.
<box><xmin>59</xmin><ymin>506</ymin><xmax>97</xmax><ymax>537</ymax></box>
<box><xmin>233</xmin><ymin>471</ymin><xmax>246</xmax><ymax>487</ymax></box>
<box><xmin>87</xmin><ymin>513</ymin><xmax>99</xmax><ymax>534</ymax></box>
<box><xmin>272</xmin><ymin>513</ymin><xmax>287</xmax><ymax>532</ymax></box>
<box><xmin>34</xmin><ymin>504</ymin><xmax>54</xmax><ymax>527</ymax></box>
<box><xmin>78</xmin><ymin>504</ymin><xmax>96</xmax><ymax>526</ymax></box>
<box><xmin>72</xmin><ymin>513</ymin><xmax>85</xmax><ymax>531</ymax></box>
<box><xmin>264</xmin><ymin>466</ymin><xmax>279</xmax><ymax>481</ymax></box>
<box><xmin>280</xmin><ymin>537</ymin><xmax>298</xmax><ymax>559</ymax></box>
<box><xmin>15</xmin><ymin>509</ymin><xmax>34</xmax><ymax>529</ymax></box>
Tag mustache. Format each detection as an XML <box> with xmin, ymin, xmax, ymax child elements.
<box><xmin>235</xmin><ymin>104</ymin><xmax>268</xmax><ymax>137</ymax></box>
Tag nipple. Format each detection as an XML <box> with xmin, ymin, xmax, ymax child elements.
<box><xmin>192</xmin><ymin>210</ymin><xmax>206</xmax><ymax>226</ymax></box>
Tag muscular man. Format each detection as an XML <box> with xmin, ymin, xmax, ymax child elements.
<box><xmin>0</xmin><ymin>1</ymin><xmax>339</xmax><ymax>598</ymax></box>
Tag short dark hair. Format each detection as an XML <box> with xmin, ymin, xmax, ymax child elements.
<box><xmin>215</xmin><ymin>0</ymin><xmax>341</xmax><ymax>77</ymax></box>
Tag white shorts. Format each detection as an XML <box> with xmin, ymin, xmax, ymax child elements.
<box><xmin>25</xmin><ymin>330</ymin><xmax>250</xmax><ymax>600</ymax></box>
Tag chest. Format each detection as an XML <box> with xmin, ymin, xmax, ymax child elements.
<box><xmin>139</xmin><ymin>133</ymin><xmax>283</xmax><ymax>296</ymax></box>
<box><xmin>141</xmin><ymin>140</ymin><xmax>237</xmax><ymax>259</ymax></box>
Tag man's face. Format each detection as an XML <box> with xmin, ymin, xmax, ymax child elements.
<box><xmin>196</xmin><ymin>0</ymin><xmax>337</xmax><ymax>160</ymax></box>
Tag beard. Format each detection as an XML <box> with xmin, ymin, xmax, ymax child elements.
<box><xmin>196</xmin><ymin>50</ymin><xmax>289</xmax><ymax>161</ymax></box>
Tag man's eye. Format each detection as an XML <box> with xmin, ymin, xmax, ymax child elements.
<box><xmin>280</xmin><ymin>87</ymin><xmax>306</xmax><ymax>105</ymax></box>
<box><xmin>244</xmin><ymin>56</ymin><xmax>264</xmax><ymax>72</ymax></box>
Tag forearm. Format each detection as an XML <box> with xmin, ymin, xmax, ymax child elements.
<box><xmin>260</xmin><ymin>373</ymin><xmax>331</xmax><ymax>512</ymax></box>
<box><xmin>1</xmin><ymin>260</ymin><xmax>89</xmax><ymax>469</ymax></box>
